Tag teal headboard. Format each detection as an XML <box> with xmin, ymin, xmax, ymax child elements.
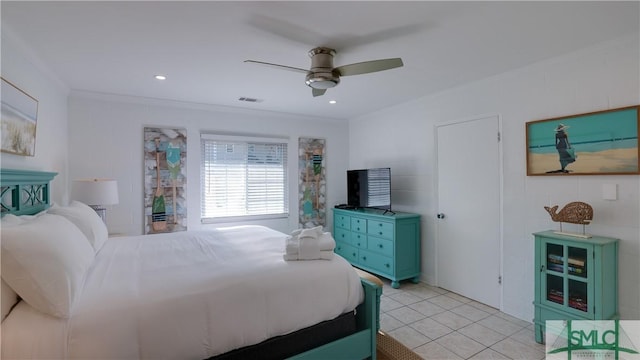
<box><xmin>0</xmin><ymin>169</ymin><xmax>58</xmax><ymax>216</ymax></box>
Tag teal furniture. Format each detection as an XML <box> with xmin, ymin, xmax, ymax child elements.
<box><xmin>0</xmin><ymin>168</ymin><xmax>57</xmax><ymax>216</ymax></box>
<box><xmin>333</xmin><ymin>208</ymin><xmax>421</xmax><ymax>288</ymax></box>
<box><xmin>533</xmin><ymin>230</ymin><xmax>619</xmax><ymax>344</ymax></box>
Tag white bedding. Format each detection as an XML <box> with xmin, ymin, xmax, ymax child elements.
<box><xmin>2</xmin><ymin>225</ymin><xmax>364</xmax><ymax>359</ymax></box>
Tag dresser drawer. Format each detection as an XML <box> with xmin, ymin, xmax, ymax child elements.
<box><xmin>334</xmin><ymin>228</ymin><xmax>351</xmax><ymax>243</ymax></box>
<box><xmin>335</xmin><ymin>243</ymin><xmax>358</xmax><ymax>263</ymax></box>
<box><xmin>367</xmin><ymin>220</ymin><xmax>394</xmax><ymax>239</ymax></box>
<box><xmin>335</xmin><ymin>214</ymin><xmax>351</xmax><ymax>230</ymax></box>
<box><xmin>351</xmin><ymin>217</ymin><xmax>366</xmax><ymax>233</ymax></box>
<box><xmin>359</xmin><ymin>249</ymin><xmax>393</xmax><ymax>275</ymax></box>
<box><xmin>368</xmin><ymin>237</ymin><xmax>394</xmax><ymax>257</ymax></box>
<box><xmin>350</xmin><ymin>232</ymin><xmax>368</xmax><ymax>249</ymax></box>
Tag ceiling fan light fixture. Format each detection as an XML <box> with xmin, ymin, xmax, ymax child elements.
<box><xmin>305</xmin><ymin>72</ymin><xmax>340</xmax><ymax>89</ymax></box>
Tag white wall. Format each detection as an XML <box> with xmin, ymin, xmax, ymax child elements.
<box><xmin>349</xmin><ymin>34</ymin><xmax>640</xmax><ymax>322</ymax></box>
<box><xmin>68</xmin><ymin>92</ymin><xmax>349</xmax><ymax>236</ymax></box>
<box><xmin>0</xmin><ymin>26</ymin><xmax>70</xmax><ymax>204</ymax></box>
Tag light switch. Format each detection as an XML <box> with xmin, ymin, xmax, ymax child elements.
<box><xmin>602</xmin><ymin>183</ymin><xmax>617</xmax><ymax>200</ymax></box>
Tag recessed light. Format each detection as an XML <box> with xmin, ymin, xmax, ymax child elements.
<box><xmin>329</xmin><ymin>100</ymin><xmax>337</xmax><ymax>104</ymax></box>
<box><xmin>154</xmin><ymin>75</ymin><xmax>167</xmax><ymax>80</ymax></box>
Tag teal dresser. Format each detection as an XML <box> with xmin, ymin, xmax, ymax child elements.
<box><xmin>333</xmin><ymin>208</ymin><xmax>421</xmax><ymax>288</ymax></box>
<box><xmin>533</xmin><ymin>231</ymin><xmax>619</xmax><ymax>343</ymax></box>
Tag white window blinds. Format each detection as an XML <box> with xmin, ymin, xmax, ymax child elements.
<box><xmin>200</xmin><ymin>134</ymin><xmax>288</xmax><ymax>221</ymax></box>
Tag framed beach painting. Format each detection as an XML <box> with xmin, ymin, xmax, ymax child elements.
<box><xmin>526</xmin><ymin>106</ymin><xmax>639</xmax><ymax>175</ymax></box>
<box><xmin>1</xmin><ymin>78</ymin><xmax>39</xmax><ymax>156</ymax></box>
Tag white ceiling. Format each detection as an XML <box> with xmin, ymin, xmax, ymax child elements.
<box><xmin>2</xmin><ymin>1</ymin><xmax>638</xmax><ymax>120</ymax></box>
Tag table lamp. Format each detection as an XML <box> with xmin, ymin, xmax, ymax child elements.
<box><xmin>72</xmin><ymin>179</ymin><xmax>119</xmax><ymax>224</ymax></box>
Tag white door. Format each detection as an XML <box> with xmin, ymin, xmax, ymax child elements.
<box><xmin>436</xmin><ymin>115</ymin><xmax>502</xmax><ymax>308</ymax></box>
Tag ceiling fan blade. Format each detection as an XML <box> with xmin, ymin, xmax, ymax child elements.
<box><xmin>244</xmin><ymin>60</ymin><xmax>308</xmax><ymax>74</ymax></box>
<box><xmin>335</xmin><ymin>58</ymin><xmax>403</xmax><ymax>76</ymax></box>
<box><xmin>312</xmin><ymin>88</ymin><xmax>326</xmax><ymax>97</ymax></box>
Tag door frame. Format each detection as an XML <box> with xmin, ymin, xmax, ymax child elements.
<box><xmin>433</xmin><ymin>113</ymin><xmax>505</xmax><ymax>310</ymax></box>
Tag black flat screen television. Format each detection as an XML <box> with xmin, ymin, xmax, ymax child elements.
<box><xmin>347</xmin><ymin>168</ymin><xmax>391</xmax><ymax>210</ymax></box>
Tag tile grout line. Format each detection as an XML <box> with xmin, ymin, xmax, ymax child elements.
<box><xmin>380</xmin><ymin>282</ymin><xmax>546</xmax><ymax>359</ymax></box>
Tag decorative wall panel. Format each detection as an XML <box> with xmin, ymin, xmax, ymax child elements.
<box><xmin>144</xmin><ymin>127</ymin><xmax>187</xmax><ymax>234</ymax></box>
<box><xmin>298</xmin><ymin>137</ymin><xmax>326</xmax><ymax>228</ymax></box>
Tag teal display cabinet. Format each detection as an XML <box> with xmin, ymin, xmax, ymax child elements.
<box><xmin>333</xmin><ymin>208</ymin><xmax>421</xmax><ymax>288</ymax></box>
<box><xmin>533</xmin><ymin>231</ymin><xmax>619</xmax><ymax>343</ymax></box>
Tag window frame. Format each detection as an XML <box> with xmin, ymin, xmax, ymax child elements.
<box><xmin>200</xmin><ymin>133</ymin><xmax>290</xmax><ymax>223</ymax></box>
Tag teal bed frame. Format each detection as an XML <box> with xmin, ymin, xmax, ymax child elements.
<box><xmin>0</xmin><ymin>168</ymin><xmax>57</xmax><ymax>216</ymax></box>
<box><xmin>0</xmin><ymin>168</ymin><xmax>382</xmax><ymax>360</ymax></box>
<box><xmin>289</xmin><ymin>276</ymin><xmax>381</xmax><ymax>360</ymax></box>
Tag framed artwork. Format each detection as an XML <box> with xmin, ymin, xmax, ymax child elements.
<box><xmin>143</xmin><ymin>127</ymin><xmax>187</xmax><ymax>234</ymax></box>
<box><xmin>526</xmin><ymin>106</ymin><xmax>639</xmax><ymax>175</ymax></box>
<box><xmin>1</xmin><ymin>78</ymin><xmax>38</xmax><ymax>156</ymax></box>
<box><xmin>298</xmin><ymin>137</ymin><xmax>326</xmax><ymax>228</ymax></box>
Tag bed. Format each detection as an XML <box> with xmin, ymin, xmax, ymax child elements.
<box><xmin>0</xmin><ymin>169</ymin><xmax>382</xmax><ymax>359</ymax></box>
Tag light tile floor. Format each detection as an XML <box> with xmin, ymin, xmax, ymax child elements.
<box><xmin>379</xmin><ymin>279</ymin><xmax>546</xmax><ymax>359</ymax></box>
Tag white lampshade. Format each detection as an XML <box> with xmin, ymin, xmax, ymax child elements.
<box><xmin>72</xmin><ymin>179</ymin><xmax>119</xmax><ymax>206</ymax></box>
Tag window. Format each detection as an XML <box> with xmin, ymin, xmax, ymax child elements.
<box><xmin>201</xmin><ymin>134</ymin><xmax>288</xmax><ymax>222</ymax></box>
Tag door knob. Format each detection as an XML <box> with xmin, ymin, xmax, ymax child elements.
<box><xmin>437</xmin><ymin>213</ymin><xmax>445</xmax><ymax>219</ymax></box>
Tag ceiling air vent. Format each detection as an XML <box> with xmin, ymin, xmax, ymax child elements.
<box><xmin>238</xmin><ymin>97</ymin><xmax>262</xmax><ymax>103</ymax></box>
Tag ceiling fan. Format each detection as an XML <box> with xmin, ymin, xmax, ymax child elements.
<box><xmin>245</xmin><ymin>47</ymin><xmax>403</xmax><ymax>97</ymax></box>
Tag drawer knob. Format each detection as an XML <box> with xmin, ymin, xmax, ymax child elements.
<box><xmin>378</xmin><ymin>244</ymin><xmax>383</xmax><ymax>248</ymax></box>
<box><xmin>362</xmin><ymin>256</ymin><xmax>367</xmax><ymax>261</ymax></box>
<box><xmin>379</xmin><ymin>223</ymin><xmax>383</xmax><ymax>227</ymax></box>
<box><xmin>379</xmin><ymin>231</ymin><xmax>383</xmax><ymax>235</ymax></box>
<box><xmin>385</xmin><ymin>263</ymin><xmax>390</xmax><ymax>268</ymax></box>
<box><xmin>357</xmin><ymin>243</ymin><xmax>361</xmax><ymax>246</ymax></box>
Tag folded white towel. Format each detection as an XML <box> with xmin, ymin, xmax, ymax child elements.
<box><xmin>317</xmin><ymin>232</ymin><xmax>336</xmax><ymax>251</ymax></box>
<box><xmin>298</xmin><ymin>235</ymin><xmax>321</xmax><ymax>260</ymax></box>
<box><xmin>285</xmin><ymin>232</ymin><xmax>336</xmax><ymax>254</ymax></box>
<box><xmin>283</xmin><ymin>250</ymin><xmax>334</xmax><ymax>261</ymax></box>
<box><xmin>285</xmin><ymin>235</ymin><xmax>299</xmax><ymax>254</ymax></box>
<box><xmin>283</xmin><ymin>227</ymin><xmax>337</xmax><ymax>261</ymax></box>
<box><xmin>299</xmin><ymin>226</ymin><xmax>322</xmax><ymax>239</ymax></box>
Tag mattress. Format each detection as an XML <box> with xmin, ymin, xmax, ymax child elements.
<box><xmin>1</xmin><ymin>225</ymin><xmax>364</xmax><ymax>359</ymax></box>
<box><xmin>210</xmin><ymin>311</ymin><xmax>357</xmax><ymax>360</ymax></box>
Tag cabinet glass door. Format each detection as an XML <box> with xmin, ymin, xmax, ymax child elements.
<box><xmin>546</xmin><ymin>274</ymin><xmax>564</xmax><ymax>305</ymax></box>
<box><xmin>542</xmin><ymin>240</ymin><xmax>592</xmax><ymax>314</ymax></box>
<box><xmin>567</xmin><ymin>246</ymin><xmax>587</xmax><ymax>278</ymax></box>
<box><xmin>546</xmin><ymin>243</ymin><xmax>564</xmax><ymax>273</ymax></box>
<box><xmin>544</xmin><ymin>242</ymin><xmax>565</xmax><ymax>305</ymax></box>
<box><xmin>567</xmin><ymin>246</ymin><xmax>588</xmax><ymax>312</ymax></box>
<box><xmin>568</xmin><ymin>279</ymin><xmax>588</xmax><ymax>312</ymax></box>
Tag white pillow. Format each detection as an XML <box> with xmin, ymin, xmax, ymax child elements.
<box><xmin>1</xmin><ymin>212</ymin><xmax>45</xmax><ymax>226</ymax></box>
<box><xmin>48</xmin><ymin>201</ymin><xmax>109</xmax><ymax>252</ymax></box>
<box><xmin>1</xmin><ymin>279</ymin><xmax>19</xmax><ymax>321</ymax></box>
<box><xmin>1</xmin><ymin>213</ymin><xmax>95</xmax><ymax>318</ymax></box>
